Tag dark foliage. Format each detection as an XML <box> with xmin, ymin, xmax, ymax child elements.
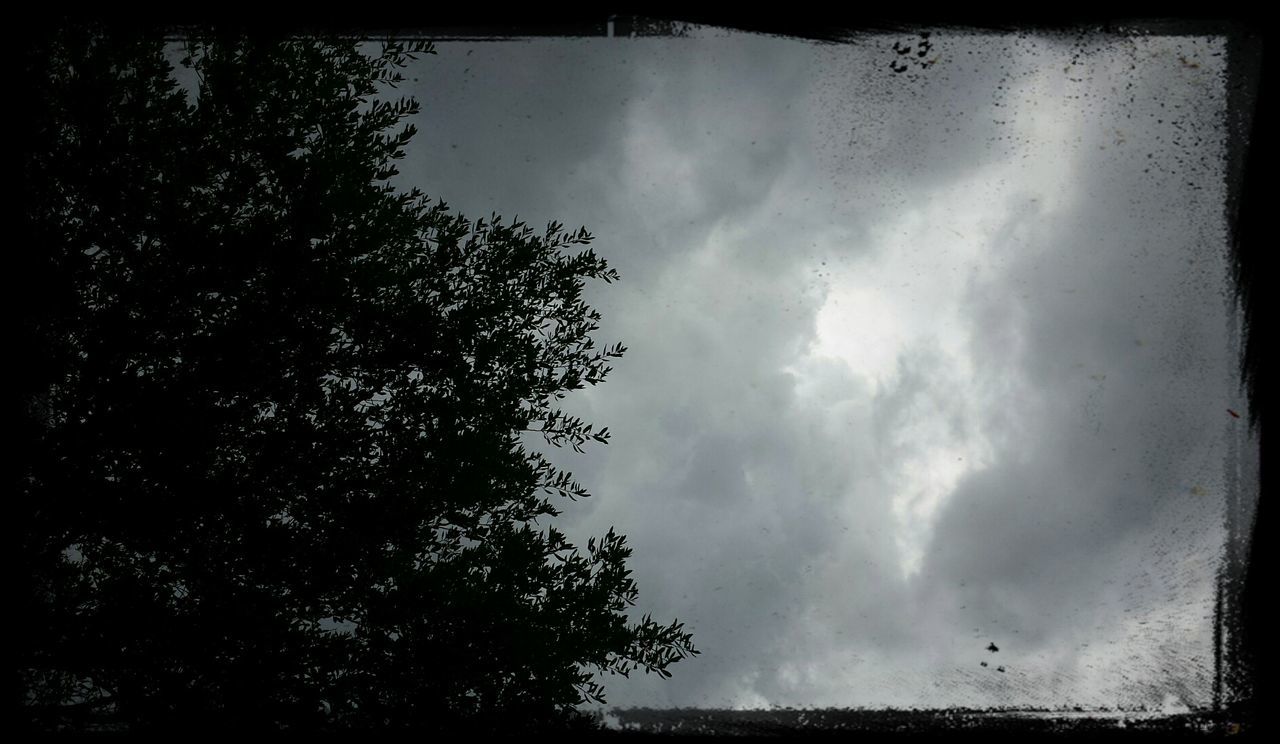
<box><xmin>18</xmin><ymin>25</ymin><xmax>697</xmax><ymax>733</ymax></box>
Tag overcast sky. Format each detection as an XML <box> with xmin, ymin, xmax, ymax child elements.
<box><xmin>393</xmin><ymin>27</ymin><xmax>1255</xmax><ymax>712</ymax></box>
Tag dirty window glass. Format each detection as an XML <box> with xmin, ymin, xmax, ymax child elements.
<box><xmin>399</xmin><ymin>25</ymin><xmax>1255</xmax><ymax>715</ymax></box>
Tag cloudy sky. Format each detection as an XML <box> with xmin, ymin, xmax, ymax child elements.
<box><xmin>393</xmin><ymin>27</ymin><xmax>1255</xmax><ymax>711</ymax></box>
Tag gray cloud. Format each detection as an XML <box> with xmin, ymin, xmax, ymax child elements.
<box><xmin>398</xmin><ymin>29</ymin><xmax>1250</xmax><ymax>711</ymax></box>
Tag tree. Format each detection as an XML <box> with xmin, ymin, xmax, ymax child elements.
<box><xmin>18</xmin><ymin>25</ymin><xmax>698</xmax><ymax>733</ymax></box>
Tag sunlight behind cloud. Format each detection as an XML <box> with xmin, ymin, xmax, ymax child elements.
<box><xmin>790</xmin><ymin>57</ymin><xmax>1087</xmax><ymax>580</ymax></box>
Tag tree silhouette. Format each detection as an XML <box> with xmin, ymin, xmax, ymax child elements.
<box><xmin>18</xmin><ymin>25</ymin><xmax>697</xmax><ymax>733</ymax></box>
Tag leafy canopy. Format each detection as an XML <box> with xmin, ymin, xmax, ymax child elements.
<box><xmin>19</xmin><ymin>26</ymin><xmax>697</xmax><ymax>732</ymax></box>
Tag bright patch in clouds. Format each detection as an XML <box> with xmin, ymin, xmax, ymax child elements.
<box><xmin>791</xmin><ymin>89</ymin><xmax>1083</xmax><ymax>578</ymax></box>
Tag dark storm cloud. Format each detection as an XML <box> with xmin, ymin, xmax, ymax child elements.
<box><xmin>398</xmin><ymin>40</ymin><xmax>630</xmax><ymax>222</ymax></box>
<box><xmin>898</xmin><ymin>38</ymin><xmax>1237</xmax><ymax>706</ymax></box>
<box><xmin>396</xmin><ymin>30</ymin><xmax>1247</xmax><ymax>711</ymax></box>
